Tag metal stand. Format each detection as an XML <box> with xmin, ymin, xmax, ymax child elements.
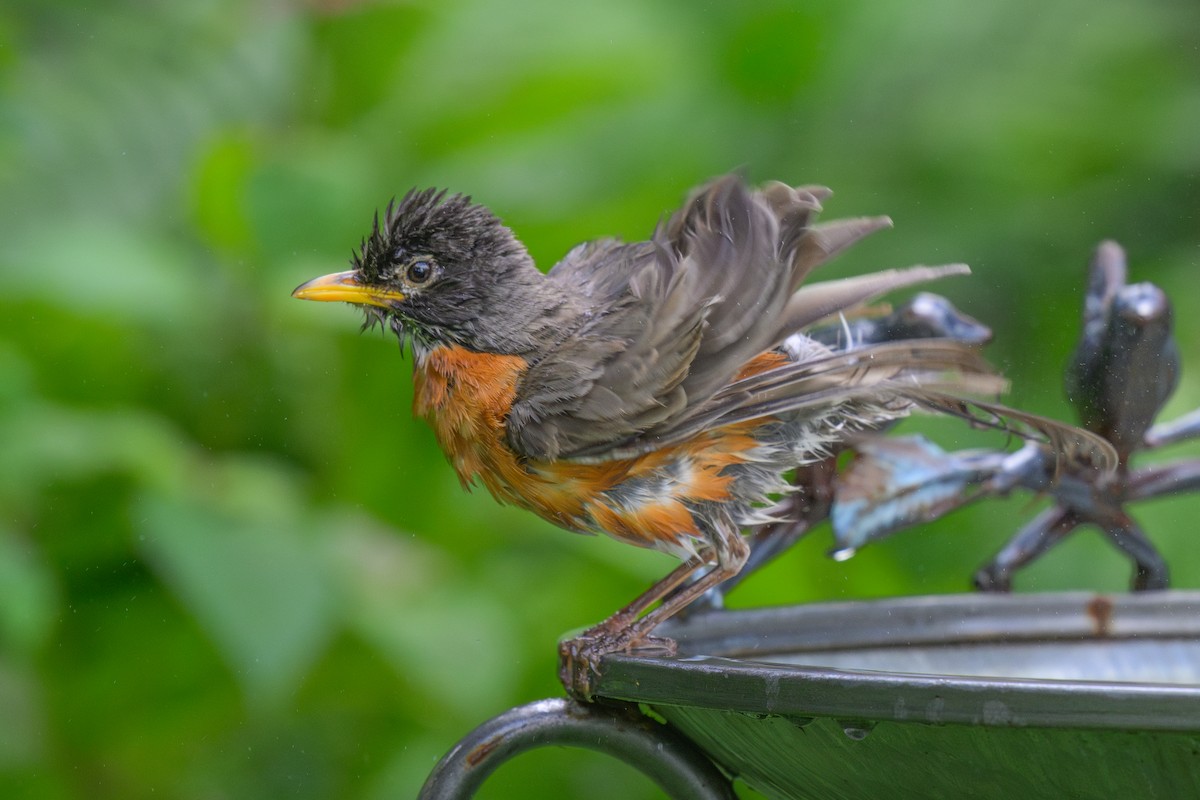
<box><xmin>418</xmin><ymin>697</ymin><xmax>736</xmax><ymax>800</ymax></box>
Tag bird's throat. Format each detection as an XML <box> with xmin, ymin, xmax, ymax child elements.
<box><xmin>411</xmin><ymin>345</ymin><xmax>528</xmax><ymax>487</ymax></box>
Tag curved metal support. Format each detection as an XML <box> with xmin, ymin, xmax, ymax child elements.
<box><xmin>418</xmin><ymin>698</ymin><xmax>736</xmax><ymax>800</ymax></box>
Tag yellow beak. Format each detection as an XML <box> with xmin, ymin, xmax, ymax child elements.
<box><xmin>291</xmin><ymin>271</ymin><xmax>406</xmax><ymax>308</ymax></box>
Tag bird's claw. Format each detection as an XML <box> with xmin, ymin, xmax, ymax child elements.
<box><xmin>558</xmin><ymin>628</ymin><xmax>677</xmax><ymax>701</ymax></box>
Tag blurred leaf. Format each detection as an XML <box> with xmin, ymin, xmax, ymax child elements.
<box><xmin>0</xmin><ymin>223</ymin><xmax>205</xmax><ymax>326</ymax></box>
<box><xmin>0</xmin><ymin>1</ymin><xmax>305</xmax><ymax>233</ymax></box>
<box><xmin>136</xmin><ymin>492</ymin><xmax>336</xmax><ymax>707</ymax></box>
<box><xmin>325</xmin><ymin>515</ymin><xmax>521</xmax><ymax>718</ymax></box>
<box><xmin>0</xmin><ymin>404</ymin><xmax>190</xmax><ymax>504</ymax></box>
<box><xmin>310</xmin><ymin>3</ymin><xmax>429</xmax><ymax>126</ymax></box>
<box><xmin>719</xmin><ymin>5</ymin><xmax>831</xmax><ymax>103</ymax></box>
<box><xmin>0</xmin><ymin>525</ymin><xmax>58</xmax><ymax>656</ymax></box>
<box><xmin>0</xmin><ymin>660</ymin><xmax>45</xmax><ymax>768</ymax></box>
<box><xmin>0</xmin><ymin>340</ymin><xmax>34</xmax><ymax>407</ymax></box>
<box><xmin>191</xmin><ymin>131</ymin><xmax>257</xmax><ymax>256</ymax></box>
<box><xmin>244</xmin><ymin>144</ymin><xmax>374</xmax><ymax>273</ymax></box>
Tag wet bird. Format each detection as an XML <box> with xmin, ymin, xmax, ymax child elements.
<box><xmin>292</xmin><ymin>175</ymin><xmax>1114</xmax><ymax>696</ymax></box>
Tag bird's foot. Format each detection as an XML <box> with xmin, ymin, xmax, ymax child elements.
<box><xmin>558</xmin><ymin>624</ymin><xmax>676</xmax><ymax>701</ymax></box>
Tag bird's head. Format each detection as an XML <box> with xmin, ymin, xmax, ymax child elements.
<box><xmin>292</xmin><ymin>188</ymin><xmax>549</xmax><ymax>355</ymax></box>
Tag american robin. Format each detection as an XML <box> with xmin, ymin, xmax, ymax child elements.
<box><xmin>292</xmin><ymin>175</ymin><xmax>1115</xmax><ymax>696</ymax></box>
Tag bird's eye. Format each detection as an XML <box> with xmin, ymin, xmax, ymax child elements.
<box><xmin>406</xmin><ymin>260</ymin><xmax>433</xmax><ymax>284</ymax></box>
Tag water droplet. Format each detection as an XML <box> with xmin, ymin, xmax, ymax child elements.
<box><xmin>831</xmin><ymin>546</ymin><xmax>857</xmax><ymax>562</ymax></box>
<box><xmin>838</xmin><ymin>719</ymin><xmax>877</xmax><ymax>740</ymax></box>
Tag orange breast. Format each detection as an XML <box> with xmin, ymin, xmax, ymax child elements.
<box><xmin>411</xmin><ymin>346</ymin><xmax>767</xmax><ymax>552</ymax></box>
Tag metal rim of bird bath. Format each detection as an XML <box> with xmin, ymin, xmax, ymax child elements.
<box><xmin>420</xmin><ymin>590</ymin><xmax>1200</xmax><ymax>798</ymax></box>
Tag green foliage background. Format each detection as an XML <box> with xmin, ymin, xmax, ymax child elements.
<box><xmin>1</xmin><ymin>1</ymin><xmax>1198</xmax><ymax>797</ymax></box>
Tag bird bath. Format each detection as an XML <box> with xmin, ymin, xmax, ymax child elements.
<box><xmin>416</xmin><ymin>239</ymin><xmax>1200</xmax><ymax>799</ymax></box>
<box><xmin>422</xmin><ymin>591</ymin><xmax>1200</xmax><ymax>799</ymax></box>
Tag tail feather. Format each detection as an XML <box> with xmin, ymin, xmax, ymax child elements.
<box><xmin>779</xmin><ymin>264</ymin><xmax>972</xmax><ymax>336</ymax></box>
<box><xmin>567</xmin><ymin>336</ymin><xmax>1118</xmax><ymax>474</ymax></box>
<box><xmin>787</xmin><ymin>217</ymin><xmax>895</xmax><ymax>292</ymax></box>
<box><xmin>908</xmin><ymin>392</ymin><xmax>1119</xmax><ymax>473</ymax></box>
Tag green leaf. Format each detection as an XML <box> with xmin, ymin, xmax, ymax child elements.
<box><xmin>0</xmin><ymin>660</ymin><xmax>45</xmax><ymax>768</ymax></box>
<box><xmin>325</xmin><ymin>515</ymin><xmax>520</xmax><ymax>718</ymax></box>
<box><xmin>135</xmin><ymin>492</ymin><xmax>335</xmax><ymax>707</ymax></box>
<box><xmin>0</xmin><ymin>525</ymin><xmax>57</xmax><ymax>657</ymax></box>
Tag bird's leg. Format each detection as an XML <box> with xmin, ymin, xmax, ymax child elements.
<box><xmin>694</xmin><ymin>500</ymin><xmax>809</xmax><ymax>611</ymax></box>
<box><xmin>677</xmin><ymin>500</ymin><xmax>795</xmax><ymax>616</ymax></box>
<box><xmin>974</xmin><ymin>506</ymin><xmax>1077</xmax><ymax>591</ymax></box>
<box><xmin>559</xmin><ymin>534</ymin><xmax>750</xmax><ymax>700</ymax></box>
<box><xmin>558</xmin><ymin>560</ymin><xmax>698</xmax><ymax>700</ymax></box>
<box><xmin>1099</xmin><ymin>514</ymin><xmax>1169</xmax><ymax>591</ymax></box>
<box><xmin>577</xmin><ymin>558</ymin><xmax>704</xmax><ymax>642</ymax></box>
<box><xmin>693</xmin><ymin>460</ymin><xmax>835</xmax><ymax>612</ymax></box>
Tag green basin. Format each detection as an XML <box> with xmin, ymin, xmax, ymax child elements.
<box><xmin>593</xmin><ymin>591</ymin><xmax>1200</xmax><ymax>799</ymax></box>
